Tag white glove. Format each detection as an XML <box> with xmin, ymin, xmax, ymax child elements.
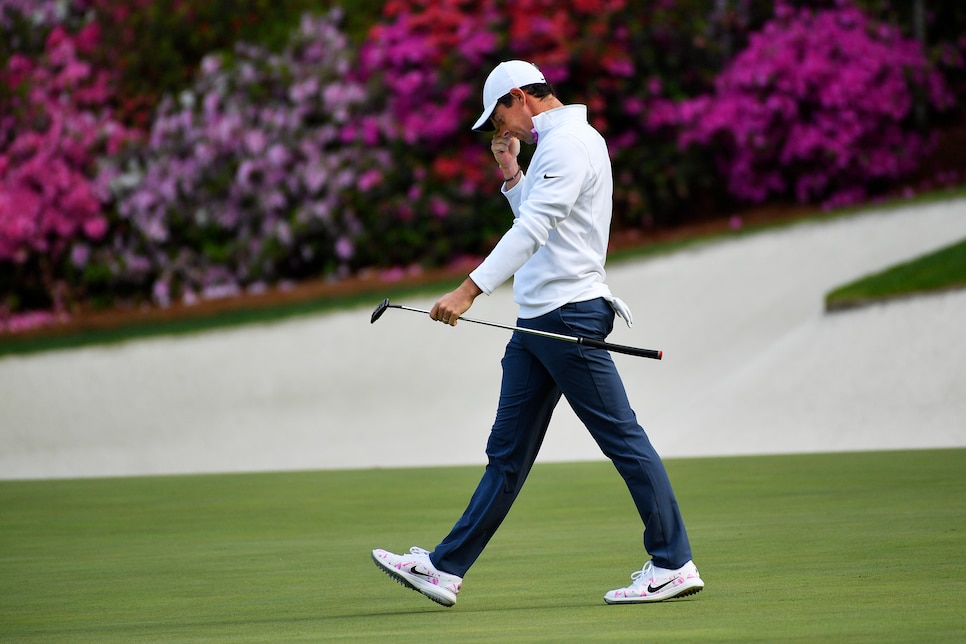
<box><xmin>605</xmin><ymin>295</ymin><xmax>634</xmax><ymax>328</ymax></box>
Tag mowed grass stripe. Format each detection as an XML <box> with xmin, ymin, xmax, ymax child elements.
<box><xmin>1</xmin><ymin>449</ymin><xmax>964</xmax><ymax>641</ymax></box>
<box><xmin>826</xmin><ymin>236</ymin><xmax>966</xmax><ymax>311</ymax></box>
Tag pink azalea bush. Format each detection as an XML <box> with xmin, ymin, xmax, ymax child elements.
<box><xmin>1</xmin><ymin>5</ymin><xmax>136</xmax><ymax>328</ymax></box>
<box><xmin>1</xmin><ymin>1</ymin><xmax>963</xmax><ymax>333</ymax></box>
<box><xmin>109</xmin><ymin>10</ymin><xmax>393</xmax><ymax>306</ymax></box>
<box><xmin>354</xmin><ymin>0</ymin><xmax>506</xmax><ymax>268</ymax></box>
<box><xmin>358</xmin><ymin>0</ymin><xmax>761</xmax><ymax>232</ymax></box>
<box><xmin>648</xmin><ymin>1</ymin><xmax>956</xmax><ymax>208</ymax></box>
<box><xmin>364</xmin><ymin>0</ymin><xmax>607</xmax><ymax>211</ymax></box>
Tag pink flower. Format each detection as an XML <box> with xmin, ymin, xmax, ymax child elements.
<box><xmin>357</xmin><ymin>169</ymin><xmax>383</xmax><ymax>191</ymax></box>
<box><xmin>82</xmin><ymin>216</ymin><xmax>108</xmax><ymax>240</ymax></box>
<box><xmin>71</xmin><ymin>243</ymin><xmax>90</xmax><ymax>268</ymax></box>
<box><xmin>335</xmin><ymin>236</ymin><xmax>354</xmax><ymax>260</ymax></box>
<box><xmin>0</xmin><ymin>310</ymin><xmax>66</xmax><ymax>334</ymax></box>
<box><xmin>244</xmin><ymin>130</ymin><xmax>267</xmax><ymax>155</ymax></box>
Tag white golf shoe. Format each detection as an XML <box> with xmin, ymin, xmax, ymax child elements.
<box><xmin>604</xmin><ymin>559</ymin><xmax>704</xmax><ymax>604</ymax></box>
<box><xmin>372</xmin><ymin>546</ymin><xmax>462</xmax><ymax>607</ymax></box>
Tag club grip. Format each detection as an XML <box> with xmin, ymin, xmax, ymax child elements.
<box><xmin>578</xmin><ymin>337</ymin><xmax>663</xmax><ymax>360</ymax></box>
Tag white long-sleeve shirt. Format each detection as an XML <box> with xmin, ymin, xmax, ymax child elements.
<box><xmin>469</xmin><ymin>104</ymin><xmax>617</xmax><ymax>319</ymax></box>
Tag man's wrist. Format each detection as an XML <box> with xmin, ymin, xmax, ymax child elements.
<box><xmin>460</xmin><ymin>276</ymin><xmax>483</xmax><ymax>299</ymax></box>
<box><xmin>503</xmin><ymin>167</ymin><xmax>522</xmax><ymax>182</ymax></box>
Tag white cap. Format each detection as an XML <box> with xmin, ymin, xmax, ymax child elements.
<box><xmin>472</xmin><ymin>60</ymin><xmax>547</xmax><ymax>132</ymax></box>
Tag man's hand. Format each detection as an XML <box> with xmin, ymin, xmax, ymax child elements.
<box><xmin>491</xmin><ymin>134</ymin><xmax>520</xmax><ymax>179</ymax></box>
<box><xmin>430</xmin><ymin>278</ymin><xmax>483</xmax><ymax>326</ymax></box>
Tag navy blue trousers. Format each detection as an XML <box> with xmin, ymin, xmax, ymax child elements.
<box><xmin>431</xmin><ymin>298</ymin><xmax>692</xmax><ymax>577</ymax></box>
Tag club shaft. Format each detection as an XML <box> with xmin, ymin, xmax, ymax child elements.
<box><xmin>395</xmin><ymin>304</ymin><xmax>575</xmax><ymax>341</ymax></box>
<box><xmin>391</xmin><ymin>305</ymin><xmax>662</xmax><ymax>360</ymax></box>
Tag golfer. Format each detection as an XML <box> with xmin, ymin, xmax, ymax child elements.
<box><xmin>373</xmin><ymin>60</ymin><xmax>703</xmax><ymax>607</ymax></box>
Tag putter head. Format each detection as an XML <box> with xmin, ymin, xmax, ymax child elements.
<box><xmin>370</xmin><ymin>298</ymin><xmax>391</xmax><ymax>324</ymax></box>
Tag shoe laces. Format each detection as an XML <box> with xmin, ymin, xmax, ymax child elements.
<box><xmin>409</xmin><ymin>546</ymin><xmax>431</xmax><ymax>557</ymax></box>
<box><xmin>628</xmin><ymin>561</ymin><xmax>655</xmax><ymax>589</ymax></box>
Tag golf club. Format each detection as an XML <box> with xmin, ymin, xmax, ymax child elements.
<box><xmin>370</xmin><ymin>298</ymin><xmax>662</xmax><ymax>360</ymax></box>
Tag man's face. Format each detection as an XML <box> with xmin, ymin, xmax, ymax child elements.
<box><xmin>490</xmin><ymin>90</ymin><xmax>535</xmax><ymax>144</ymax></box>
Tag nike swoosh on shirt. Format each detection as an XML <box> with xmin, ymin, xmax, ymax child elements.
<box><xmin>543</xmin><ymin>173</ymin><xmax>561</xmax><ymax>179</ymax></box>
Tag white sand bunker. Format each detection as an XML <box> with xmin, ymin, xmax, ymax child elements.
<box><xmin>2</xmin><ymin>198</ymin><xmax>965</xmax><ymax>479</ymax></box>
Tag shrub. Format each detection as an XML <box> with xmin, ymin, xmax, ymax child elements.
<box><xmin>109</xmin><ymin>10</ymin><xmax>392</xmax><ymax>306</ymax></box>
<box><xmin>358</xmin><ymin>0</ymin><xmax>762</xmax><ymax>237</ymax></box>
<box><xmin>4</xmin><ymin>1</ymin><xmax>964</xmax><ymax>332</ymax></box>
<box><xmin>0</xmin><ymin>18</ymin><xmax>136</xmax><ymax>319</ymax></box>
<box><xmin>81</xmin><ymin>0</ymin><xmax>339</xmax><ymax>128</ymax></box>
<box><xmin>0</xmin><ymin>0</ymin><xmax>86</xmax><ymax>55</ymax></box>
<box><xmin>652</xmin><ymin>0</ymin><xmax>956</xmax><ymax>208</ymax></box>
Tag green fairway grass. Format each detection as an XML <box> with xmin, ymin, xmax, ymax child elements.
<box><xmin>826</xmin><ymin>236</ymin><xmax>966</xmax><ymax>311</ymax></box>
<box><xmin>2</xmin><ymin>449</ymin><xmax>964</xmax><ymax>642</ymax></box>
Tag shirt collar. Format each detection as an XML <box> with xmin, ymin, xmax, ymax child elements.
<box><xmin>530</xmin><ymin>104</ymin><xmax>587</xmax><ymax>144</ymax></box>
